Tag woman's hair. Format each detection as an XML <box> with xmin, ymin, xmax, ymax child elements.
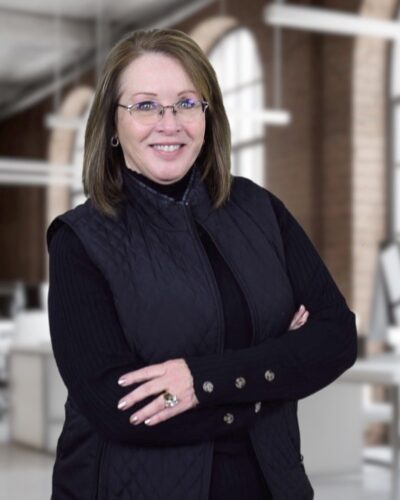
<box><xmin>83</xmin><ymin>28</ymin><xmax>232</xmax><ymax>217</ymax></box>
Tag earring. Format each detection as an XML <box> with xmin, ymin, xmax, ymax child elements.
<box><xmin>111</xmin><ymin>136</ymin><xmax>119</xmax><ymax>147</ymax></box>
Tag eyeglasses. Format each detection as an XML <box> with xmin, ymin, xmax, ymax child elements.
<box><xmin>117</xmin><ymin>98</ymin><xmax>209</xmax><ymax>125</ymax></box>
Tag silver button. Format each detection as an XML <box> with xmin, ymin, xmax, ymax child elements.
<box><xmin>223</xmin><ymin>413</ymin><xmax>234</xmax><ymax>424</ymax></box>
<box><xmin>202</xmin><ymin>381</ymin><xmax>214</xmax><ymax>393</ymax></box>
<box><xmin>264</xmin><ymin>370</ymin><xmax>275</xmax><ymax>382</ymax></box>
<box><xmin>254</xmin><ymin>402</ymin><xmax>262</xmax><ymax>413</ymax></box>
<box><xmin>235</xmin><ymin>377</ymin><xmax>246</xmax><ymax>389</ymax></box>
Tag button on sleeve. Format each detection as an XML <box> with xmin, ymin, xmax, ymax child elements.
<box><xmin>202</xmin><ymin>381</ymin><xmax>214</xmax><ymax>393</ymax></box>
<box><xmin>223</xmin><ymin>413</ymin><xmax>234</xmax><ymax>424</ymax></box>
<box><xmin>264</xmin><ymin>370</ymin><xmax>275</xmax><ymax>382</ymax></box>
<box><xmin>235</xmin><ymin>377</ymin><xmax>246</xmax><ymax>389</ymax></box>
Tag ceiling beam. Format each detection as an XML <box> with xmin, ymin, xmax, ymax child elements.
<box><xmin>264</xmin><ymin>4</ymin><xmax>400</xmax><ymax>40</ymax></box>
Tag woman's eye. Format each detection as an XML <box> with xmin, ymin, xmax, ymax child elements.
<box><xmin>136</xmin><ymin>101</ymin><xmax>158</xmax><ymax>111</ymax></box>
<box><xmin>177</xmin><ymin>99</ymin><xmax>196</xmax><ymax>109</ymax></box>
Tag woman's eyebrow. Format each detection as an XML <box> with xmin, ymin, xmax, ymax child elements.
<box><xmin>178</xmin><ymin>89</ymin><xmax>198</xmax><ymax>95</ymax></box>
<box><xmin>131</xmin><ymin>92</ymin><xmax>158</xmax><ymax>97</ymax></box>
<box><xmin>130</xmin><ymin>89</ymin><xmax>198</xmax><ymax>98</ymax></box>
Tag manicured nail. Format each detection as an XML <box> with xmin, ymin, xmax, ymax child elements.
<box><xmin>118</xmin><ymin>377</ymin><xmax>127</xmax><ymax>386</ymax></box>
<box><xmin>144</xmin><ymin>418</ymin><xmax>152</xmax><ymax>425</ymax></box>
<box><xmin>130</xmin><ymin>415</ymin><xmax>138</xmax><ymax>424</ymax></box>
<box><xmin>118</xmin><ymin>400</ymin><xmax>127</xmax><ymax>410</ymax></box>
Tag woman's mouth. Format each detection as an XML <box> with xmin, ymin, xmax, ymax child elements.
<box><xmin>151</xmin><ymin>144</ymin><xmax>184</xmax><ymax>152</ymax></box>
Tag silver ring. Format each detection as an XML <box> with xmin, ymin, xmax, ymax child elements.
<box><xmin>163</xmin><ymin>391</ymin><xmax>179</xmax><ymax>408</ymax></box>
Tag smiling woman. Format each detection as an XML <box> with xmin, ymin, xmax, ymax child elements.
<box><xmin>114</xmin><ymin>53</ymin><xmax>207</xmax><ymax>184</ymax></box>
<box><xmin>81</xmin><ymin>28</ymin><xmax>232</xmax><ymax>217</ymax></box>
<box><xmin>46</xmin><ymin>28</ymin><xmax>356</xmax><ymax>500</ymax></box>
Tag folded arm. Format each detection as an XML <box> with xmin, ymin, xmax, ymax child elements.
<box><xmin>184</xmin><ymin>193</ymin><xmax>357</xmax><ymax>406</ymax></box>
<box><xmin>118</xmin><ymin>193</ymin><xmax>357</xmax><ymax>415</ymax></box>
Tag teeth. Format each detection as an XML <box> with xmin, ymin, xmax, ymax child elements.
<box><xmin>153</xmin><ymin>144</ymin><xmax>181</xmax><ymax>152</ymax></box>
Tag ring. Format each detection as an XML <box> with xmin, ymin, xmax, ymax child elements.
<box><xmin>163</xmin><ymin>391</ymin><xmax>179</xmax><ymax>408</ymax></box>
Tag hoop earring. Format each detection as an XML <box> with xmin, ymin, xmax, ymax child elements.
<box><xmin>111</xmin><ymin>136</ymin><xmax>119</xmax><ymax>148</ymax></box>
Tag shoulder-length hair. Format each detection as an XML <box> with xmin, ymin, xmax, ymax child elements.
<box><xmin>83</xmin><ymin>28</ymin><xmax>232</xmax><ymax>217</ymax></box>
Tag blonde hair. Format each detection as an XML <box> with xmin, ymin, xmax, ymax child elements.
<box><xmin>83</xmin><ymin>28</ymin><xmax>232</xmax><ymax>217</ymax></box>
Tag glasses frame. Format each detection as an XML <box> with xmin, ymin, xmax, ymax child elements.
<box><xmin>117</xmin><ymin>99</ymin><xmax>209</xmax><ymax>123</ymax></box>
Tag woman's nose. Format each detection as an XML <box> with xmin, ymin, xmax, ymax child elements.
<box><xmin>156</xmin><ymin>108</ymin><xmax>182</xmax><ymax>132</ymax></box>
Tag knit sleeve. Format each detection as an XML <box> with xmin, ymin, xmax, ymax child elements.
<box><xmin>48</xmin><ymin>222</ymin><xmax>263</xmax><ymax>446</ymax></box>
<box><xmin>184</xmin><ymin>193</ymin><xmax>358</xmax><ymax>406</ymax></box>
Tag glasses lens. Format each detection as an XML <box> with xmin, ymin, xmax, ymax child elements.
<box><xmin>175</xmin><ymin>100</ymin><xmax>204</xmax><ymax>122</ymax></box>
<box><xmin>133</xmin><ymin>101</ymin><xmax>161</xmax><ymax>125</ymax></box>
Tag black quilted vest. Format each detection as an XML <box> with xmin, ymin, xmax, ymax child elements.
<box><xmin>47</xmin><ymin>164</ymin><xmax>314</xmax><ymax>499</ymax></box>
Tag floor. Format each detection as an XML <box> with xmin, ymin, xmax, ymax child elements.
<box><xmin>0</xmin><ymin>445</ymin><xmax>392</xmax><ymax>500</ymax></box>
<box><xmin>310</xmin><ymin>466</ymin><xmax>390</xmax><ymax>500</ymax></box>
<box><xmin>0</xmin><ymin>416</ymin><xmax>392</xmax><ymax>500</ymax></box>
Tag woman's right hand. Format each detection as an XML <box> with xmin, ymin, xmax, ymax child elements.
<box><xmin>289</xmin><ymin>304</ymin><xmax>309</xmax><ymax>330</ymax></box>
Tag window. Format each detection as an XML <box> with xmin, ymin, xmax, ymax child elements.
<box><xmin>208</xmin><ymin>28</ymin><xmax>265</xmax><ymax>186</ymax></box>
<box><xmin>390</xmin><ymin>10</ymin><xmax>400</xmax><ymax>240</ymax></box>
<box><xmin>71</xmin><ymin>100</ymin><xmax>92</xmax><ymax>208</ymax></box>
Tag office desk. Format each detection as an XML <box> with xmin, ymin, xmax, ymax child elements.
<box><xmin>340</xmin><ymin>354</ymin><xmax>400</xmax><ymax>500</ymax></box>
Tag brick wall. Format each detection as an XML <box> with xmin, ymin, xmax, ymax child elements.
<box><xmin>352</xmin><ymin>0</ymin><xmax>398</xmax><ymax>334</ymax></box>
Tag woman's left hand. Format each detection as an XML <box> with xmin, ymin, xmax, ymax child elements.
<box><xmin>117</xmin><ymin>359</ymin><xmax>199</xmax><ymax>426</ymax></box>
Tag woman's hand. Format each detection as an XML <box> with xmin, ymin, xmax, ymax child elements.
<box><xmin>289</xmin><ymin>304</ymin><xmax>309</xmax><ymax>330</ymax></box>
<box><xmin>117</xmin><ymin>304</ymin><xmax>309</xmax><ymax>427</ymax></box>
<box><xmin>117</xmin><ymin>358</ymin><xmax>199</xmax><ymax>426</ymax></box>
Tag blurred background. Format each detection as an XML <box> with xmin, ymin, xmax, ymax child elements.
<box><xmin>0</xmin><ymin>0</ymin><xmax>400</xmax><ymax>498</ymax></box>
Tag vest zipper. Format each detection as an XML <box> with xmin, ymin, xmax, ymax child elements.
<box><xmin>183</xmin><ymin>203</ymin><xmax>223</xmax><ymax>489</ymax></box>
<box><xmin>189</xmin><ymin>213</ymin><xmax>258</xmax><ymax>347</ymax></box>
<box><xmin>183</xmin><ymin>204</ymin><xmax>225</xmax><ymax>354</ymax></box>
<box><xmin>94</xmin><ymin>440</ymin><xmax>107</xmax><ymax>500</ymax></box>
<box><xmin>183</xmin><ymin>204</ymin><xmax>267</xmax><ymax>482</ymax></box>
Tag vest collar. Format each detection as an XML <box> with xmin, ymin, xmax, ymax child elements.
<box><xmin>121</xmin><ymin>162</ymin><xmax>213</xmax><ymax>226</ymax></box>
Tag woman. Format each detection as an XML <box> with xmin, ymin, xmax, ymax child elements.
<box><xmin>47</xmin><ymin>28</ymin><xmax>357</xmax><ymax>499</ymax></box>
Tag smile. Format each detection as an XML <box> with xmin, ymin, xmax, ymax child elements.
<box><xmin>151</xmin><ymin>144</ymin><xmax>183</xmax><ymax>152</ymax></box>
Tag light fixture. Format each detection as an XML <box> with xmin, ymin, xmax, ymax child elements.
<box><xmin>227</xmin><ymin>109</ymin><xmax>291</xmax><ymax>126</ymax></box>
<box><xmin>0</xmin><ymin>158</ymin><xmax>74</xmax><ymax>186</ymax></box>
<box><xmin>264</xmin><ymin>3</ymin><xmax>400</xmax><ymax>40</ymax></box>
<box><xmin>44</xmin><ymin>113</ymin><xmax>84</xmax><ymax>130</ymax></box>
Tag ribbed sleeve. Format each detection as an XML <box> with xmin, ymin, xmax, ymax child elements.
<box><xmin>184</xmin><ymin>193</ymin><xmax>358</xmax><ymax>406</ymax></box>
<box><xmin>48</xmin><ymin>223</ymin><xmax>263</xmax><ymax>446</ymax></box>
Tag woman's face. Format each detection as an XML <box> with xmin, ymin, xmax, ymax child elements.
<box><xmin>116</xmin><ymin>52</ymin><xmax>206</xmax><ymax>184</ymax></box>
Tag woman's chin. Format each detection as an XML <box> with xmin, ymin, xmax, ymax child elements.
<box><xmin>146</xmin><ymin>164</ymin><xmax>191</xmax><ymax>184</ymax></box>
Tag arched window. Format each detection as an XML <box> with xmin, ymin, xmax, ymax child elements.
<box><xmin>390</xmin><ymin>9</ymin><xmax>400</xmax><ymax>241</ymax></box>
<box><xmin>208</xmin><ymin>28</ymin><xmax>265</xmax><ymax>186</ymax></box>
<box><xmin>71</xmin><ymin>99</ymin><xmax>92</xmax><ymax>208</ymax></box>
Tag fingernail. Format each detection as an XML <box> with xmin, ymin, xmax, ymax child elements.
<box><xmin>130</xmin><ymin>415</ymin><xmax>138</xmax><ymax>424</ymax></box>
<box><xmin>118</xmin><ymin>377</ymin><xmax>127</xmax><ymax>386</ymax></box>
<box><xmin>118</xmin><ymin>400</ymin><xmax>127</xmax><ymax>410</ymax></box>
<box><xmin>144</xmin><ymin>418</ymin><xmax>152</xmax><ymax>425</ymax></box>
